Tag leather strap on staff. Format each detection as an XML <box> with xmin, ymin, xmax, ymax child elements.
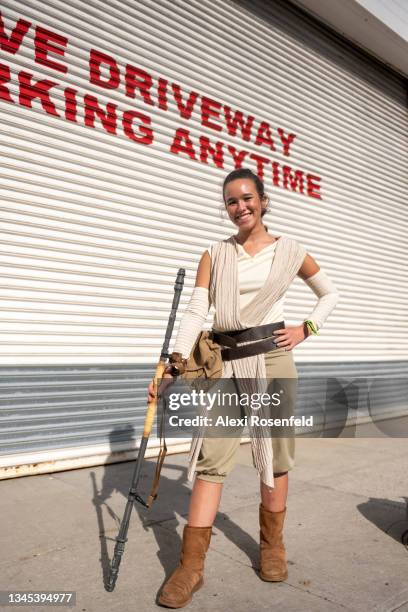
<box><xmin>145</xmin><ymin>388</ymin><xmax>168</xmax><ymax>507</ymax></box>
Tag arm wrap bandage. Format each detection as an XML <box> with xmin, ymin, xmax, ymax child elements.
<box><xmin>172</xmin><ymin>286</ymin><xmax>211</xmax><ymax>359</ymax></box>
<box><xmin>304</xmin><ymin>269</ymin><xmax>340</xmax><ymax>330</ymax></box>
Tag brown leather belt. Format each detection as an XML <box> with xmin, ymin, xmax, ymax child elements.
<box><xmin>210</xmin><ymin>321</ymin><xmax>285</xmax><ymax>361</ymax></box>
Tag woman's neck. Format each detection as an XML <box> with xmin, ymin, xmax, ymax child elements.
<box><xmin>236</xmin><ymin>224</ymin><xmax>269</xmax><ymax>244</ymax></box>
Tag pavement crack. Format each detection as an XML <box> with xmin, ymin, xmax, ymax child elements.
<box><xmin>284</xmin><ymin>582</ymin><xmax>355</xmax><ymax>610</ymax></box>
<box><xmin>209</xmin><ymin>545</ymin><xmax>254</xmax><ymax>568</ymax></box>
<box><xmin>388</xmin><ymin>599</ymin><xmax>408</xmax><ymax>612</ymax></box>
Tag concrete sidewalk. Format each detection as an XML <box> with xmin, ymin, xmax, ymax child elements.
<box><xmin>0</xmin><ymin>437</ymin><xmax>407</xmax><ymax>612</ymax></box>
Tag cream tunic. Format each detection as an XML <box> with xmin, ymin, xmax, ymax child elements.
<box><xmin>207</xmin><ymin>241</ymin><xmax>285</xmax><ymax>324</ymax></box>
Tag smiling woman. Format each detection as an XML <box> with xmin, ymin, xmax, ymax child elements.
<box><xmin>146</xmin><ymin>166</ymin><xmax>340</xmax><ymax>608</ymax></box>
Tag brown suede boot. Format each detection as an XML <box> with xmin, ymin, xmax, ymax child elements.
<box><xmin>158</xmin><ymin>525</ymin><xmax>212</xmax><ymax>608</ymax></box>
<box><xmin>259</xmin><ymin>504</ymin><xmax>288</xmax><ymax>581</ymax></box>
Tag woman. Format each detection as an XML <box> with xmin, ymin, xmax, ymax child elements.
<box><xmin>148</xmin><ymin>168</ymin><xmax>339</xmax><ymax>608</ymax></box>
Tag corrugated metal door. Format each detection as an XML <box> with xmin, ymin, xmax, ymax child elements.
<box><xmin>0</xmin><ymin>0</ymin><xmax>407</xmax><ymax>475</ymax></box>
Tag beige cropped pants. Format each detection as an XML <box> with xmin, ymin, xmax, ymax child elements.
<box><xmin>195</xmin><ymin>347</ymin><xmax>298</xmax><ymax>483</ymax></box>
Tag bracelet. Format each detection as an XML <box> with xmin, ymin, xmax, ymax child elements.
<box><xmin>303</xmin><ymin>319</ymin><xmax>319</xmax><ymax>336</ymax></box>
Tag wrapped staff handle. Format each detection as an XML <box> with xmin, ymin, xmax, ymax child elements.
<box><xmin>143</xmin><ymin>361</ymin><xmax>166</xmax><ymax>437</ymax></box>
<box><xmin>143</xmin><ymin>268</ymin><xmax>185</xmax><ymax>437</ymax></box>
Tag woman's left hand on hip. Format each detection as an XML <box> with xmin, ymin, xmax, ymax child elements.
<box><xmin>272</xmin><ymin>325</ymin><xmax>306</xmax><ymax>351</ymax></box>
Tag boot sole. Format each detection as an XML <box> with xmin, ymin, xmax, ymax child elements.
<box><xmin>158</xmin><ymin>577</ymin><xmax>204</xmax><ymax>608</ymax></box>
<box><xmin>259</xmin><ymin>570</ymin><xmax>288</xmax><ymax>582</ymax></box>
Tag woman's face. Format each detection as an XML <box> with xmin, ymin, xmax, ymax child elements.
<box><xmin>224</xmin><ymin>178</ymin><xmax>266</xmax><ymax>230</ymax></box>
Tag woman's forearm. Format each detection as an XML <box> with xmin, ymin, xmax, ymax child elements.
<box><xmin>304</xmin><ymin>269</ymin><xmax>340</xmax><ymax>331</ymax></box>
<box><xmin>172</xmin><ymin>286</ymin><xmax>211</xmax><ymax>358</ymax></box>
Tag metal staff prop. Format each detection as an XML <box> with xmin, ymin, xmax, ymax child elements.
<box><xmin>106</xmin><ymin>268</ymin><xmax>185</xmax><ymax>592</ymax></box>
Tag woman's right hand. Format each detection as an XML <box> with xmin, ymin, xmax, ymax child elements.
<box><xmin>147</xmin><ymin>369</ymin><xmax>175</xmax><ymax>403</ymax></box>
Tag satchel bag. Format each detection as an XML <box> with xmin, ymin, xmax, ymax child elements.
<box><xmin>181</xmin><ymin>330</ymin><xmax>223</xmax><ymax>380</ymax></box>
<box><xmin>180</xmin><ymin>330</ymin><xmax>223</xmax><ymax>395</ymax></box>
